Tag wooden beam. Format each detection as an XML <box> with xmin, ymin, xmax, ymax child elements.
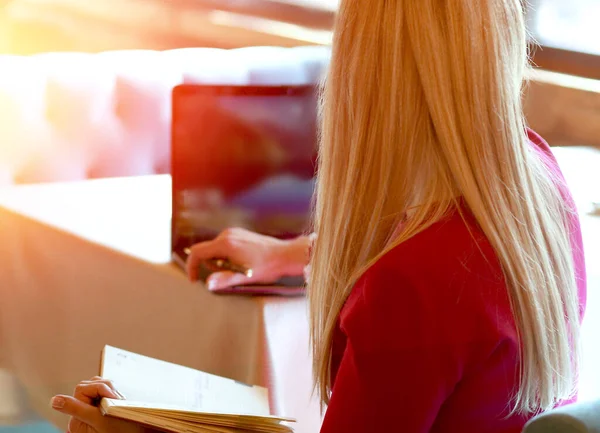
<box><xmin>529</xmin><ymin>44</ymin><xmax>600</xmax><ymax>81</ymax></box>
<box><xmin>524</xmin><ymin>70</ymin><xmax>600</xmax><ymax>148</ymax></box>
<box><xmin>171</xmin><ymin>0</ymin><xmax>336</xmax><ymax>31</ymax></box>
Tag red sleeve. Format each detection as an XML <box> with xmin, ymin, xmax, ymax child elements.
<box><xmin>320</xmin><ymin>269</ymin><xmax>467</xmax><ymax>433</ymax></box>
<box><xmin>321</xmin><ymin>340</ymin><xmax>460</xmax><ymax>433</ymax></box>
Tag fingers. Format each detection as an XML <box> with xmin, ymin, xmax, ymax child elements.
<box><xmin>51</xmin><ymin>376</ymin><xmax>124</xmax><ymax>432</ymax></box>
<box><xmin>52</xmin><ymin>394</ymin><xmax>104</xmax><ymax>430</ymax></box>
<box><xmin>186</xmin><ymin>239</ymin><xmax>226</xmax><ymax>281</ymax></box>
<box><xmin>206</xmin><ymin>271</ymin><xmax>252</xmax><ymax>291</ymax></box>
<box><xmin>84</xmin><ymin>376</ymin><xmax>125</xmax><ymax>398</ymax></box>
<box><xmin>74</xmin><ymin>380</ymin><xmax>124</xmax><ymax>404</ymax></box>
<box><xmin>51</xmin><ymin>378</ymin><xmax>128</xmax><ymax>433</ymax></box>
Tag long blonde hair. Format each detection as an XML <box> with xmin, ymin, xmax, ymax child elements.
<box><xmin>309</xmin><ymin>0</ymin><xmax>580</xmax><ymax>415</ymax></box>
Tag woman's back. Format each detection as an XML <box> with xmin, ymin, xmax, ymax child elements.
<box><xmin>310</xmin><ymin>0</ymin><xmax>585</xmax><ymax>427</ymax></box>
<box><xmin>320</xmin><ymin>130</ymin><xmax>586</xmax><ymax>433</ymax></box>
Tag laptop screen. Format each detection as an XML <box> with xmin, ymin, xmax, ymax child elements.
<box><xmin>171</xmin><ymin>84</ymin><xmax>318</xmax><ymax>258</ymax></box>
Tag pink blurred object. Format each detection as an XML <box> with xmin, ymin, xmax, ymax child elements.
<box><xmin>0</xmin><ymin>46</ymin><xmax>330</xmax><ymax>185</ymax></box>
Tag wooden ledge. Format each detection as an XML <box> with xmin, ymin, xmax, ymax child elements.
<box><xmin>524</xmin><ymin>70</ymin><xmax>600</xmax><ymax>148</ymax></box>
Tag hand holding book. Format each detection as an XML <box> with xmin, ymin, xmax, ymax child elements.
<box><xmin>51</xmin><ymin>377</ymin><xmax>151</xmax><ymax>433</ymax></box>
<box><xmin>51</xmin><ymin>346</ymin><xmax>296</xmax><ymax>433</ymax></box>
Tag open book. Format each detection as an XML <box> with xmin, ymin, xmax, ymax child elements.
<box><xmin>99</xmin><ymin>346</ymin><xmax>295</xmax><ymax>433</ymax></box>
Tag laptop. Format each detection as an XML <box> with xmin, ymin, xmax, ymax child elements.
<box><xmin>170</xmin><ymin>83</ymin><xmax>318</xmax><ymax>295</ymax></box>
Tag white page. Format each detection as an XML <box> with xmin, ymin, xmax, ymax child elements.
<box><xmin>100</xmin><ymin>345</ymin><xmax>270</xmax><ymax>416</ymax></box>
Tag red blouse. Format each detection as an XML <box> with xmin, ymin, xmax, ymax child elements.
<box><xmin>320</xmin><ymin>130</ymin><xmax>587</xmax><ymax>433</ymax></box>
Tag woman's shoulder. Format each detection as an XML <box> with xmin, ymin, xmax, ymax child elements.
<box><xmin>341</xmin><ymin>208</ymin><xmax>515</xmax><ymax>352</ymax></box>
<box><xmin>369</xmin><ymin>206</ymin><xmax>500</xmax><ymax>284</ymax></box>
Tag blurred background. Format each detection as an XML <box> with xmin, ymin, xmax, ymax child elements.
<box><xmin>0</xmin><ymin>0</ymin><xmax>597</xmax><ymax>57</ymax></box>
<box><xmin>0</xmin><ymin>0</ymin><xmax>598</xmax><ymax>87</ymax></box>
<box><xmin>0</xmin><ymin>1</ymin><xmax>598</xmax><ymax>433</ymax></box>
<box><xmin>0</xmin><ymin>0</ymin><xmax>336</xmax><ymax>53</ymax></box>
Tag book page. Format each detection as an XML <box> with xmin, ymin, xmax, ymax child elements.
<box><xmin>100</xmin><ymin>346</ymin><xmax>270</xmax><ymax>416</ymax></box>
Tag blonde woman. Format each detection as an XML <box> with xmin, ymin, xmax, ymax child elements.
<box><xmin>52</xmin><ymin>0</ymin><xmax>586</xmax><ymax>432</ymax></box>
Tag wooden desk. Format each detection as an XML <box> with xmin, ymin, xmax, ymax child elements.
<box><xmin>0</xmin><ymin>175</ymin><xmax>321</xmax><ymax>432</ymax></box>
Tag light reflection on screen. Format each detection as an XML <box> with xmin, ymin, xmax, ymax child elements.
<box><xmin>172</xmin><ymin>88</ymin><xmax>317</xmax><ymax>252</ymax></box>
